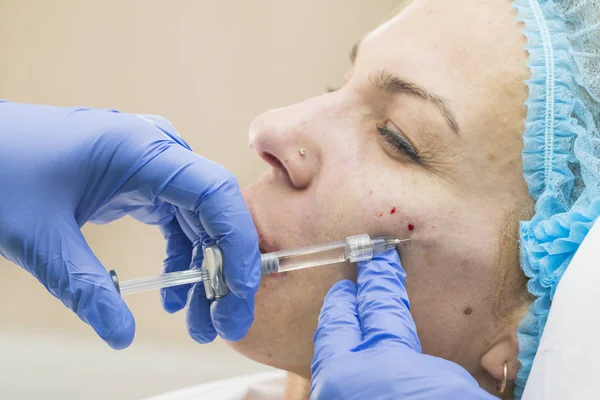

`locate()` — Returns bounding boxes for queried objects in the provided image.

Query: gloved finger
[167,176,258,300]
[210,288,255,342]
[30,219,135,349]
[177,208,210,244]
[159,218,193,313]
[134,114,192,150]
[133,144,261,300]
[175,210,197,243]
[312,280,362,367]
[84,115,185,226]
[356,249,421,352]
[128,202,176,225]
[186,281,218,344]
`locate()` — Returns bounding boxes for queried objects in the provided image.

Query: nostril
[260,152,284,170]
[260,151,295,186]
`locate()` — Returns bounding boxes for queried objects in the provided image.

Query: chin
[227,270,314,376]
[228,258,356,377]
[237,193,356,375]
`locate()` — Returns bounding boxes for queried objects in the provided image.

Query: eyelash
[376,123,420,162]
[325,85,420,162]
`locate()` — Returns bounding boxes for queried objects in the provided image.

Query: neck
[284,372,310,400]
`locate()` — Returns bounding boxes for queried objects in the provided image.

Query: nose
[248,104,321,190]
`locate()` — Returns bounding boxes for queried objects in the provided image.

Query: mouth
[259,239,279,255]
[244,195,294,285]
[247,208,289,284]
[249,204,280,255]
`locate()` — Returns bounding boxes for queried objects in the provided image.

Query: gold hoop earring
[497,362,508,394]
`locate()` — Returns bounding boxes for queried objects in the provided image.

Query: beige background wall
[0,1,399,398]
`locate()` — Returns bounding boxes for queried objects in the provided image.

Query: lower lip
[262,271,288,280]
[259,251,289,283]
[260,269,289,289]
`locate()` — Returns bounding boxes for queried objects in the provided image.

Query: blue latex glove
[0,101,261,349]
[310,249,497,400]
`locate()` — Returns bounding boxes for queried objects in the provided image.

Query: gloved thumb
[355,248,421,352]
[312,280,362,370]
[60,223,136,349]
[4,215,136,349]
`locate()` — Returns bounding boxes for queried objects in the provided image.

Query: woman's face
[233,0,531,380]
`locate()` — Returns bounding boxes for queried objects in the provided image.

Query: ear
[480,330,520,397]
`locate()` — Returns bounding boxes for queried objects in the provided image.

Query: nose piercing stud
[299,148,306,157]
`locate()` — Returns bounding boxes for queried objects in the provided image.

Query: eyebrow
[349,42,460,135]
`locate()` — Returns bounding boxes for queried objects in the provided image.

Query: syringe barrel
[345,234,374,262]
[111,234,402,297]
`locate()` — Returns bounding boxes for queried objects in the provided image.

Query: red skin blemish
[376,211,384,217]
[408,224,415,231]
[390,207,396,214]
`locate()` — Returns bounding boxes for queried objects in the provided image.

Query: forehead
[356,0,528,135]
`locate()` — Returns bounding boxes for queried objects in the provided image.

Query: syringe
[109,234,407,299]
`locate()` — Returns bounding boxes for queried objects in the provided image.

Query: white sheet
[147,370,286,400]
[522,219,600,399]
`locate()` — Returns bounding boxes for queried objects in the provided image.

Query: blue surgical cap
[513,0,600,397]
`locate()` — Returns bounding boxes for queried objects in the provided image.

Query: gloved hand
[310,249,497,400]
[0,101,261,349]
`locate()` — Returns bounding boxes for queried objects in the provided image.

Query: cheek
[353,182,425,239]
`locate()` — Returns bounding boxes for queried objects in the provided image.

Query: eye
[326,86,340,93]
[376,121,420,162]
